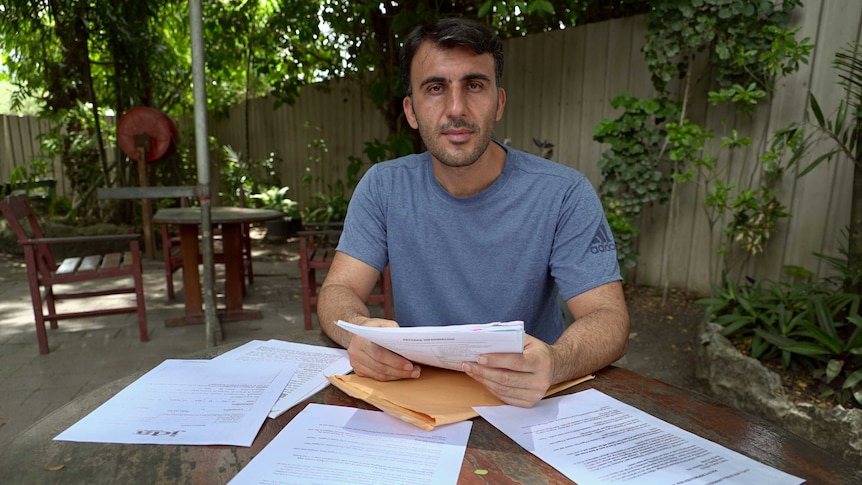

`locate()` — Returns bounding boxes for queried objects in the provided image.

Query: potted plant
[251,186,302,240]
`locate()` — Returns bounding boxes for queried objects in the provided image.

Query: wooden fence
[1,1,859,293]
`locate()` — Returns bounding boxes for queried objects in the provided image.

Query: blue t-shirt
[337,145,621,344]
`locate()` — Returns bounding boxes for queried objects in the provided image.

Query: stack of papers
[335,319,524,371]
[53,339,351,446]
[212,339,351,418]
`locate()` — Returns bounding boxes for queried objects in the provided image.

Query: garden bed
[696,321,862,467]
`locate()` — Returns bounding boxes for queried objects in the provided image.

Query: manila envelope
[327,367,593,430]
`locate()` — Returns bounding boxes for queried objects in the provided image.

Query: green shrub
[698,264,862,406]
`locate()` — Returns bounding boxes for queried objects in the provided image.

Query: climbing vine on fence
[595,0,813,280]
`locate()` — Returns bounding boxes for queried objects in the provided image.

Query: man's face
[403,42,506,168]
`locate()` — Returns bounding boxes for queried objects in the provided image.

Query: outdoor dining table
[0,331,858,485]
[152,206,283,326]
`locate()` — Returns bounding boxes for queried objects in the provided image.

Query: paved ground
[0,237,321,448]
[0,234,704,450]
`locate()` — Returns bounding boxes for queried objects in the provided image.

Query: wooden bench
[0,179,57,210]
[0,194,148,354]
[298,224,393,330]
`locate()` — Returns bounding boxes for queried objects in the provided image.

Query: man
[317,17,629,408]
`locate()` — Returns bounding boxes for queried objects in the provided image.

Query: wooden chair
[161,192,254,299]
[0,194,148,354]
[298,223,393,330]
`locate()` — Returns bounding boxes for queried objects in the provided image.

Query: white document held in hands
[335,320,524,371]
[227,403,471,485]
[212,339,351,418]
[474,389,804,485]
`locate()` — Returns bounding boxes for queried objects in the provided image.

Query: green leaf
[798,320,845,354]
[719,315,754,335]
[797,149,840,177]
[835,99,846,135]
[812,297,839,339]
[809,94,825,127]
[779,342,832,356]
[754,328,796,348]
[826,359,844,383]
[538,0,555,15]
[843,368,862,390]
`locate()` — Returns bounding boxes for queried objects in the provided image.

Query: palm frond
[834,42,862,111]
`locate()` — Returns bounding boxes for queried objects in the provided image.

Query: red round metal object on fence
[116,107,178,163]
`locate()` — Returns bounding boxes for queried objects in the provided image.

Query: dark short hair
[399,18,504,96]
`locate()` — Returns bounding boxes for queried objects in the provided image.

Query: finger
[366,342,422,379]
[348,338,420,381]
[476,352,527,371]
[468,362,551,395]
[361,317,401,329]
[462,363,545,407]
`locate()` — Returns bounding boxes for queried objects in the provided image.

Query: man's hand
[461,334,556,407]
[346,317,422,381]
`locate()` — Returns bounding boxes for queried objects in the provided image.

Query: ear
[495,88,506,122]
[403,96,419,129]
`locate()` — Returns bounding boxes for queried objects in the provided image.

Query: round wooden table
[153,207,283,325]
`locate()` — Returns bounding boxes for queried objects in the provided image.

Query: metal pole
[189,0,220,346]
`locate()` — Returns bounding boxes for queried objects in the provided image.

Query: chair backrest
[300,222,344,251]
[0,194,58,273]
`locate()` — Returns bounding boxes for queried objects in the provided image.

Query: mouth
[442,128,473,144]
[440,118,478,144]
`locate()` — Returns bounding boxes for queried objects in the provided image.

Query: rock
[696,321,862,467]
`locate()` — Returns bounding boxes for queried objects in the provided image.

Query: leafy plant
[595,0,813,286]
[299,123,415,225]
[301,180,349,224]
[594,93,680,269]
[221,145,288,215]
[699,259,862,407]
[532,138,554,159]
[250,185,299,219]
[220,145,256,206]
[791,42,862,296]
[642,0,808,95]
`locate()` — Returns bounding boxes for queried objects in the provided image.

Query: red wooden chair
[298,223,393,330]
[0,194,148,354]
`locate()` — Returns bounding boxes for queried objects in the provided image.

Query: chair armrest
[17,233,142,246]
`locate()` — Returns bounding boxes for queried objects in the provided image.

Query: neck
[432,142,506,198]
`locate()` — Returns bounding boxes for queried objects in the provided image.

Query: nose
[445,87,467,118]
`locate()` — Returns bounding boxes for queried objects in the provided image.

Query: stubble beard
[423,119,492,168]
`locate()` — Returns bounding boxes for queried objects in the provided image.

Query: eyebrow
[418,73,492,89]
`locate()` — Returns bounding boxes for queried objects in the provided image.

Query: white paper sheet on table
[53,358,296,446]
[227,403,472,485]
[335,320,524,371]
[212,339,351,418]
[474,389,804,485]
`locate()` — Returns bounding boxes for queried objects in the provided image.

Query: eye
[426,84,444,94]
[467,81,484,91]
